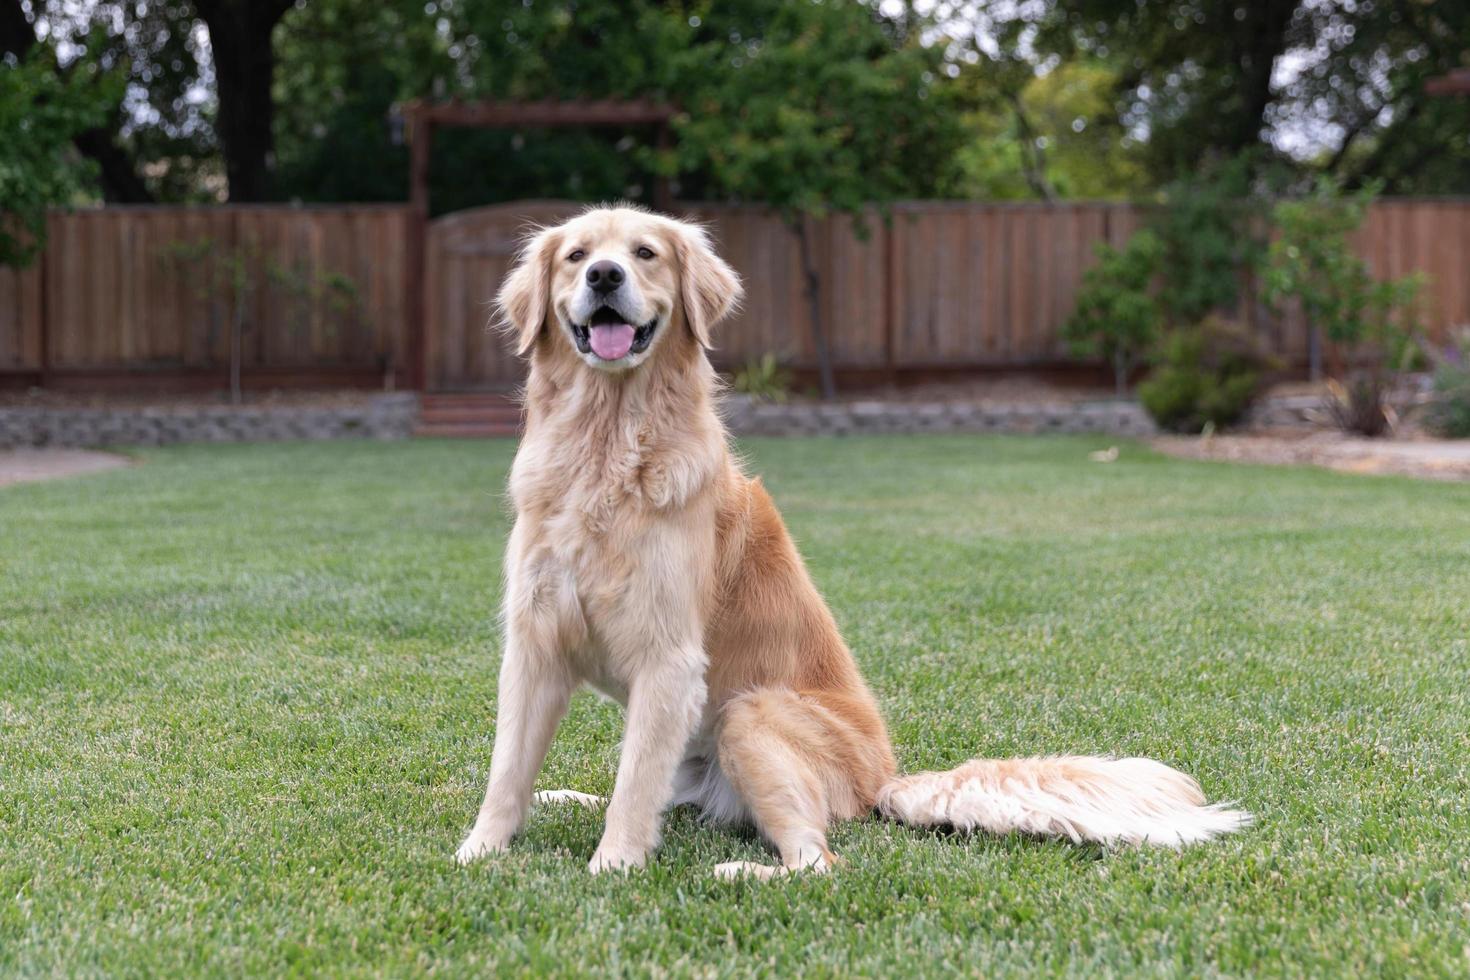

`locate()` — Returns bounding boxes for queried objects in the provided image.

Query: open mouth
[571,306,658,361]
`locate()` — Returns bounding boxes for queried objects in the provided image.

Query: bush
[1423,328,1470,438]
[731,353,793,403]
[1263,178,1423,436]
[1062,230,1164,396]
[1138,318,1274,433]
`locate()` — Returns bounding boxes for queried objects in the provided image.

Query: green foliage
[270,0,968,214]
[1062,230,1164,395]
[1264,179,1423,435]
[1265,180,1420,351]
[1423,328,1470,438]
[672,2,967,219]
[730,353,792,403]
[1138,318,1275,434]
[1149,155,1273,325]
[0,52,114,265]
[955,58,1150,201]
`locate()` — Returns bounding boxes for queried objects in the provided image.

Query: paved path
[0,449,132,488]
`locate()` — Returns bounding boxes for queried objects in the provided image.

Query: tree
[673,0,968,397]
[1258,179,1417,387]
[192,0,296,201]
[1062,230,1165,396]
[1148,153,1283,327]
[1,0,154,202]
[1277,1,1470,194]
[0,51,114,265]
[1033,0,1300,184]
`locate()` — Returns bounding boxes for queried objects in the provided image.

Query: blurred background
[3,0,1469,445]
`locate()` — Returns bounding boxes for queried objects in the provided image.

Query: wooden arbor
[397,99,679,389]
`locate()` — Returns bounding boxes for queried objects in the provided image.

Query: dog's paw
[454,828,510,866]
[587,843,649,875]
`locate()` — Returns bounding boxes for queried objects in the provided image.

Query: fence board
[17,206,409,379]
[0,246,43,370]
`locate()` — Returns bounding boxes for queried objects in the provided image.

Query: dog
[454,205,1249,878]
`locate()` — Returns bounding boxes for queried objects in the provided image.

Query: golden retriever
[454,205,1248,877]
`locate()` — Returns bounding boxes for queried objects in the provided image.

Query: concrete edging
[0,393,419,449]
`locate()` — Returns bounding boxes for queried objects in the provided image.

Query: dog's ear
[671,220,743,349]
[497,225,563,356]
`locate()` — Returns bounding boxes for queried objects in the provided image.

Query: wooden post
[883,209,897,386]
[407,106,432,391]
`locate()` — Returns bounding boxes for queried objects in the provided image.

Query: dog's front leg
[455,638,575,865]
[589,653,706,873]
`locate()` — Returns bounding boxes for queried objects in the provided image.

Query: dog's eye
[635,246,656,260]
[566,249,586,262]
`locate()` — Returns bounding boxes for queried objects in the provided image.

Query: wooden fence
[0,205,412,387]
[2,199,1467,391]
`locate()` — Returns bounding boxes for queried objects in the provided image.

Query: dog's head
[497,206,743,372]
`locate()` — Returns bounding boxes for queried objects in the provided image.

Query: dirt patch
[1152,433,1470,482]
[0,449,133,488]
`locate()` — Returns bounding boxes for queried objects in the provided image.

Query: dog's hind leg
[712,689,882,880]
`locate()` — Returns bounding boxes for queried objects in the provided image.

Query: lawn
[2,436,1468,976]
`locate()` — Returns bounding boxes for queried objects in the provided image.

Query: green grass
[3,436,1468,977]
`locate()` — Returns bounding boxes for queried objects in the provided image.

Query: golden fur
[455,206,1248,877]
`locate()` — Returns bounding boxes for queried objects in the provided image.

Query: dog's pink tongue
[589,323,635,360]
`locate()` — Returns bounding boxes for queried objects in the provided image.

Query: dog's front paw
[454,826,510,866]
[587,843,649,874]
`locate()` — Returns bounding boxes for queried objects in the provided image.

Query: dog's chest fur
[505,371,724,689]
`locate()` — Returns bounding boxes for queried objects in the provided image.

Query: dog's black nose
[586,260,625,294]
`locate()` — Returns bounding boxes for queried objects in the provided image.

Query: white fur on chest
[506,437,714,698]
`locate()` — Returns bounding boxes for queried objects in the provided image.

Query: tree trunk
[792,217,836,400]
[1223,1,1297,161]
[194,0,294,202]
[230,300,244,406]
[72,128,155,203]
[1113,350,1129,398]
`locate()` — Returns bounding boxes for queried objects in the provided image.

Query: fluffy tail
[876,755,1249,847]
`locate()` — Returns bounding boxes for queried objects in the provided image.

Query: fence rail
[2,200,1467,390]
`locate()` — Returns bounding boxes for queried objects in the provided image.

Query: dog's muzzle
[571,304,658,361]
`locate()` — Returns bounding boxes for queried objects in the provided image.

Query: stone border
[0,393,418,449]
[719,395,1156,437]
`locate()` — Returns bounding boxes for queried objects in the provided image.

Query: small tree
[163,239,362,404]
[1264,179,1422,435]
[1150,154,1272,326]
[1062,230,1165,397]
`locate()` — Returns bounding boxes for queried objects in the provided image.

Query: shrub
[1263,178,1423,436]
[1138,318,1274,434]
[1062,230,1164,396]
[731,353,793,403]
[1423,327,1470,438]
